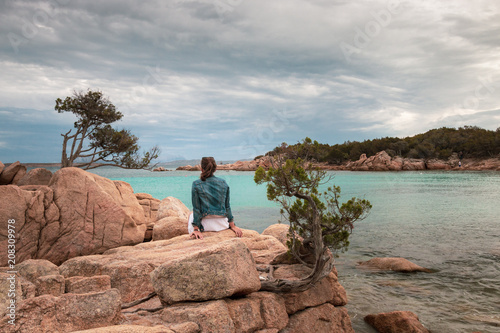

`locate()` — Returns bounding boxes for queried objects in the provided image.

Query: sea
[49,167,500,332]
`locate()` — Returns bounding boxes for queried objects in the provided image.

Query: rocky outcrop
[177,156,275,172]
[1,219,355,332]
[135,193,161,241]
[152,216,188,241]
[0,167,148,266]
[152,166,168,172]
[0,289,122,333]
[65,275,112,294]
[17,168,53,186]
[0,161,26,184]
[175,153,500,172]
[282,304,354,333]
[59,229,286,303]
[157,196,190,220]
[347,151,422,171]
[261,223,290,246]
[273,264,347,314]
[150,197,191,241]
[151,239,261,305]
[358,257,431,273]
[364,311,431,333]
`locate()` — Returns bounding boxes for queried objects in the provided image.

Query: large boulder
[364,311,430,333]
[150,239,261,305]
[162,300,235,333]
[273,264,347,314]
[11,165,27,184]
[0,161,4,174]
[0,167,148,266]
[0,289,122,333]
[157,196,190,220]
[17,168,53,186]
[402,159,426,170]
[261,224,290,246]
[59,229,286,303]
[34,274,65,297]
[281,303,354,333]
[136,193,161,225]
[0,185,58,265]
[65,275,112,294]
[152,216,188,241]
[0,161,22,184]
[16,259,60,283]
[358,257,431,273]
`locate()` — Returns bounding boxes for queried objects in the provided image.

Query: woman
[189,157,243,240]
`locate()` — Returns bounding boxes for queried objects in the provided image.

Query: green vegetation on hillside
[267,126,500,164]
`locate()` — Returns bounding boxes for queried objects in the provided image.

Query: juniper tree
[55,89,160,169]
[254,139,371,292]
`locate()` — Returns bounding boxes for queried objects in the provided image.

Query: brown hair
[200,157,217,181]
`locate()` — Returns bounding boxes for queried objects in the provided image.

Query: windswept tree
[55,89,160,169]
[254,139,372,292]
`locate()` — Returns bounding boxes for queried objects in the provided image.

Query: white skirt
[187,213,229,234]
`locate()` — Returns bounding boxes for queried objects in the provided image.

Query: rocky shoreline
[176,151,500,172]
[0,162,436,332]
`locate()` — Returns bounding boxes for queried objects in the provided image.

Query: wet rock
[151,239,261,305]
[358,257,431,273]
[364,310,430,333]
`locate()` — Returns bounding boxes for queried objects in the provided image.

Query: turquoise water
[88,168,500,333]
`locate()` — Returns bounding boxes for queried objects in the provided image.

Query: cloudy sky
[1,0,499,163]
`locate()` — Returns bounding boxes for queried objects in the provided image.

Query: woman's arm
[225,185,241,237]
[191,183,204,233]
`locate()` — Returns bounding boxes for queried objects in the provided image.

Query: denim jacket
[191,176,234,231]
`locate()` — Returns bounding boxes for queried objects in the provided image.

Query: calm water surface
[87,168,500,333]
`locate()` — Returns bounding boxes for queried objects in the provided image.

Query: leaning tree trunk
[259,192,335,293]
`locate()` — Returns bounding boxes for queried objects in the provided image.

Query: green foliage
[265,126,500,164]
[255,140,372,255]
[55,89,160,169]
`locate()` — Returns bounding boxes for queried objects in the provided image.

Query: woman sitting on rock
[188,156,243,240]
